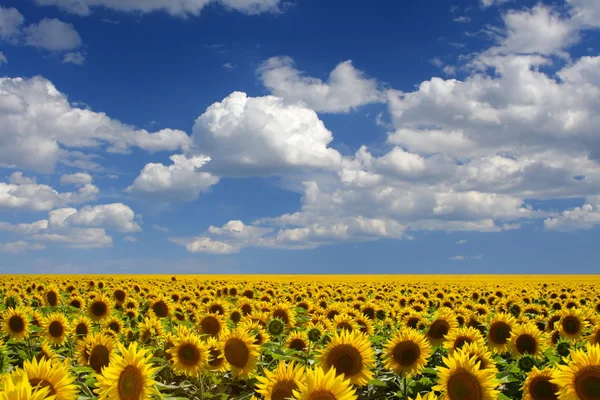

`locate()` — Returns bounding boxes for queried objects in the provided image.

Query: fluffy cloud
[1,202,141,249]
[190,91,342,175]
[171,236,240,254]
[33,0,283,16]
[491,5,578,57]
[567,0,600,28]
[60,172,93,186]
[126,154,219,201]
[544,196,600,231]
[259,56,383,113]
[0,172,98,211]
[0,6,23,41]
[0,241,45,253]
[48,203,141,232]
[0,76,191,172]
[23,18,81,50]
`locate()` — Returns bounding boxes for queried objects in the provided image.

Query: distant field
[1,275,599,399]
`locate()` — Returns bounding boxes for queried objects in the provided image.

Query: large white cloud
[126,154,219,201]
[0,76,191,172]
[190,91,342,175]
[0,172,98,211]
[33,0,283,16]
[544,196,600,231]
[259,56,383,113]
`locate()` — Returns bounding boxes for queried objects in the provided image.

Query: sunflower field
[1,275,600,400]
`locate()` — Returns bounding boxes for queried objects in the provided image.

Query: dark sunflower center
[241,304,252,315]
[90,344,110,373]
[109,322,121,333]
[118,365,144,400]
[489,322,510,344]
[8,315,25,333]
[393,340,421,367]
[428,320,450,339]
[337,322,354,331]
[76,323,89,336]
[406,317,420,329]
[595,331,600,345]
[114,290,126,302]
[91,301,108,317]
[454,336,473,350]
[29,378,56,396]
[273,309,290,324]
[178,343,201,366]
[208,348,223,367]
[70,299,81,308]
[327,344,363,377]
[516,334,537,355]
[209,304,224,315]
[575,366,600,400]
[152,301,169,318]
[308,390,337,400]
[201,316,221,336]
[46,291,58,306]
[562,316,581,335]
[271,379,298,400]
[224,338,250,368]
[529,376,558,400]
[447,369,482,400]
[48,321,64,338]
[289,338,306,351]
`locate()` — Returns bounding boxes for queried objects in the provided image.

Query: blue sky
[1,0,599,274]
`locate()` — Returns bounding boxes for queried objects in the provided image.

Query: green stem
[403,375,408,400]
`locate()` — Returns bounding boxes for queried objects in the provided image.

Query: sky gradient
[1,0,599,273]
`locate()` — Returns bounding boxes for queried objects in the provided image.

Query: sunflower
[205,299,229,316]
[383,328,431,377]
[558,308,589,342]
[42,312,70,347]
[72,316,92,340]
[223,329,260,378]
[522,367,558,400]
[354,316,375,336]
[551,343,600,400]
[67,296,84,310]
[486,313,516,354]
[101,316,124,337]
[318,330,375,387]
[332,314,359,333]
[35,342,60,365]
[426,310,459,347]
[87,294,112,322]
[306,322,327,344]
[95,342,160,400]
[240,321,271,346]
[444,327,485,354]
[286,331,309,352]
[168,333,209,378]
[271,303,297,328]
[509,322,547,358]
[0,373,54,400]
[205,337,229,372]
[434,351,499,400]
[1,307,30,341]
[44,286,60,307]
[149,295,171,319]
[458,342,496,373]
[292,366,357,400]
[198,313,228,338]
[11,357,78,400]
[76,332,116,373]
[256,361,306,400]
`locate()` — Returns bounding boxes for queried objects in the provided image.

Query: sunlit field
[1,275,600,399]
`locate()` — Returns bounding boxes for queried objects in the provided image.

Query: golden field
[0,275,599,400]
